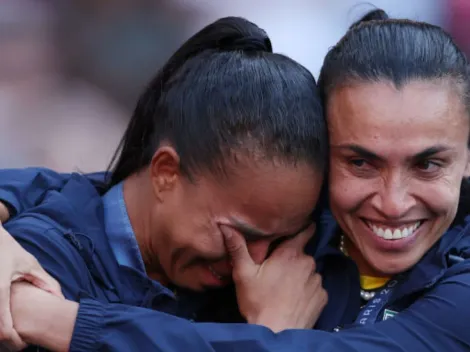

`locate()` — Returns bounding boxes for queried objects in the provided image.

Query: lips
[208,264,232,280]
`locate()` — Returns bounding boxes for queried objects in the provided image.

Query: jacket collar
[392,216,470,300]
[59,173,175,304]
[315,210,470,306]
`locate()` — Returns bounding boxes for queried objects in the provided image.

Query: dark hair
[318,9,470,113]
[318,9,470,226]
[107,17,326,186]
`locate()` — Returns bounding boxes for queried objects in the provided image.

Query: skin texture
[0,225,62,351]
[0,203,8,223]
[221,224,328,332]
[328,79,470,277]
[125,146,323,291]
[11,282,76,352]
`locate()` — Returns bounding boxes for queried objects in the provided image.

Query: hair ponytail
[107,17,274,186]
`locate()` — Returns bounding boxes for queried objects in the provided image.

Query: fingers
[0,280,13,342]
[23,269,63,299]
[0,331,25,352]
[0,203,10,224]
[25,257,62,297]
[220,225,256,278]
[278,223,316,252]
[307,273,328,306]
[0,279,24,351]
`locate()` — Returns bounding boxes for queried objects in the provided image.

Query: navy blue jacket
[1,168,470,351]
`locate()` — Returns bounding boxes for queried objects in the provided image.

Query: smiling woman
[317,9,470,333]
[328,80,469,276]
[0,8,470,352]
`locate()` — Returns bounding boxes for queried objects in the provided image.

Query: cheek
[163,199,220,256]
[329,164,371,213]
[416,178,461,218]
[174,217,223,253]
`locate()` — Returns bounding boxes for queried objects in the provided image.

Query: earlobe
[150,146,181,201]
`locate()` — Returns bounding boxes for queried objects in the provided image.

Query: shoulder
[445,216,470,260]
[4,216,92,299]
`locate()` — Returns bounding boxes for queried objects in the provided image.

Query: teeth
[209,266,222,279]
[368,221,421,240]
[384,229,393,239]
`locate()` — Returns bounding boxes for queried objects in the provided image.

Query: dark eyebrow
[410,145,450,161]
[333,144,451,163]
[333,144,384,162]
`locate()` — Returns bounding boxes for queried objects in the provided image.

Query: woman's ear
[150,146,181,202]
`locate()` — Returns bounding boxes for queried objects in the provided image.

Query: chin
[368,253,419,276]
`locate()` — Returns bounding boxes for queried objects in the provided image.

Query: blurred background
[0,0,466,172]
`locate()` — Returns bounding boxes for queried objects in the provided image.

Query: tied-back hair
[106,17,327,187]
[318,9,470,226]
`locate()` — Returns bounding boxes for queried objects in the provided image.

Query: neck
[122,172,169,285]
[343,236,389,278]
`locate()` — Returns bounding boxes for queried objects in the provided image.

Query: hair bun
[154,17,272,95]
[350,9,389,29]
[217,34,272,53]
[205,17,273,53]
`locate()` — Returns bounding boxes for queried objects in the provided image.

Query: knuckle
[311,273,322,286]
[303,256,315,270]
[310,258,317,271]
[279,247,298,259]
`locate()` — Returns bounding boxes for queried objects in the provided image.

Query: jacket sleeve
[69,263,470,352]
[4,217,96,301]
[0,168,71,218]
[0,168,107,220]
[334,261,470,352]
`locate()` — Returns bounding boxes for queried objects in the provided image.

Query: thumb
[220,225,256,277]
[278,222,316,252]
[0,272,14,339]
[0,278,13,328]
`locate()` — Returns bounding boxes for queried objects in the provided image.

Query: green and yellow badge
[383,309,398,321]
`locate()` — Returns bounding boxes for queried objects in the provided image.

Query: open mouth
[363,220,424,240]
[208,265,231,281]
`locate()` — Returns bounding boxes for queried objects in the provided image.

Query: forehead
[327,80,469,152]
[207,160,323,234]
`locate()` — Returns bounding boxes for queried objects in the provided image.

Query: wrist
[11,282,78,351]
[247,313,285,333]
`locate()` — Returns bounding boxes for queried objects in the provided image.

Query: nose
[371,172,416,219]
[247,239,271,265]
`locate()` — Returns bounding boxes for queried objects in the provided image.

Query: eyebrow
[412,145,451,161]
[230,218,313,241]
[333,144,451,162]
